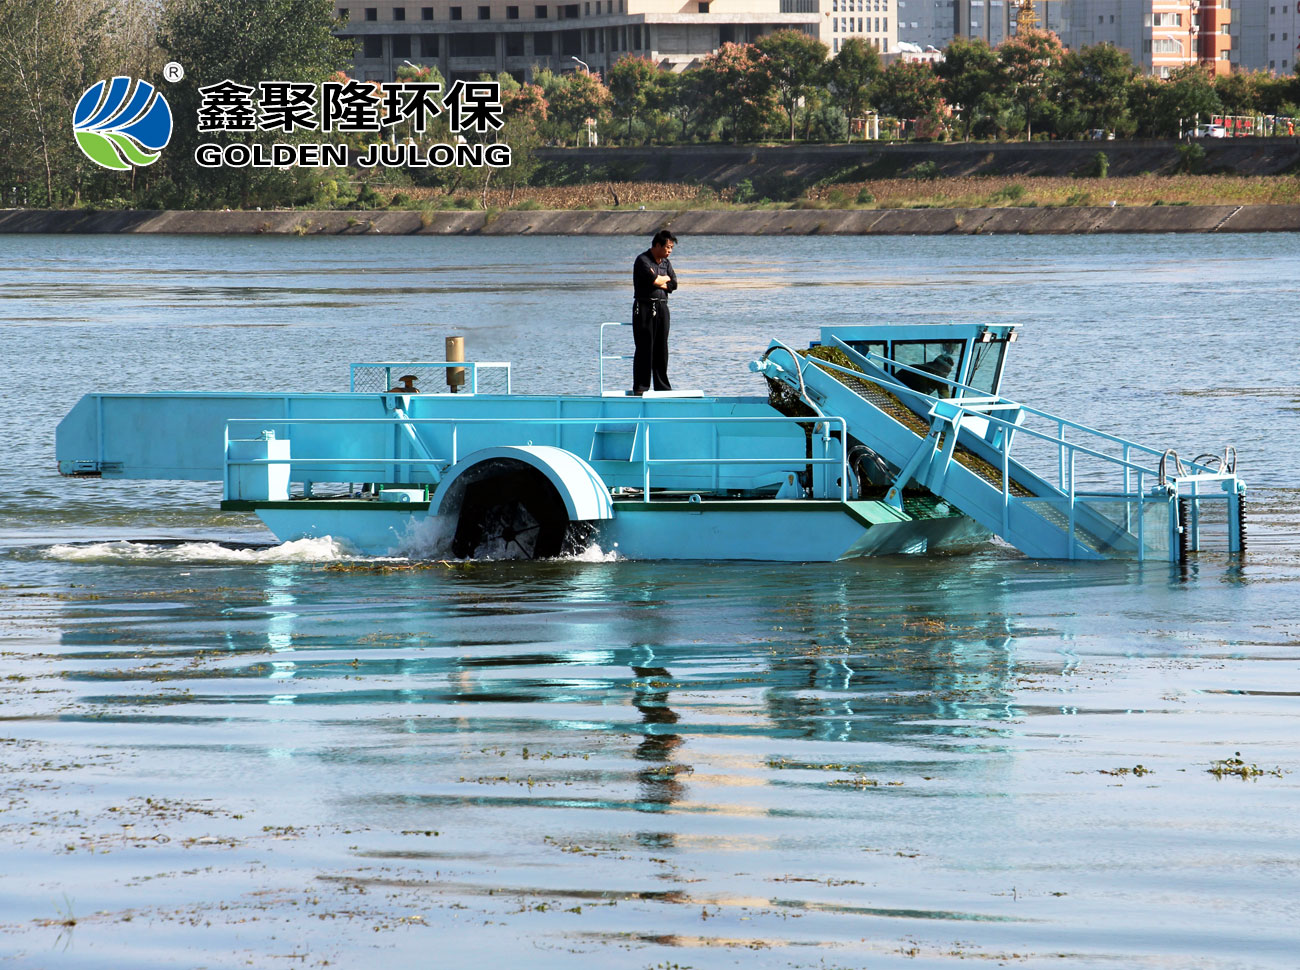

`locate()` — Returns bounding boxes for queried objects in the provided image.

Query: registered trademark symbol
[164,62,184,83]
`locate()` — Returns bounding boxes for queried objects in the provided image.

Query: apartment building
[1057,0,1232,76]
[336,0,820,81]
[896,1,1057,51]
[896,0,954,49]
[1230,0,1300,72]
[957,1,1059,47]
[896,0,947,48]
[895,1,1236,75]
[1199,1,1232,70]
[823,0,897,55]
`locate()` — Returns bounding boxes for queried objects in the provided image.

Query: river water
[0,232,1297,968]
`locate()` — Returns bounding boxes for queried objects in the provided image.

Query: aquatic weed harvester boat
[56,322,1246,562]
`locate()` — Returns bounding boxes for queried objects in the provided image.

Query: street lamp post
[570,57,595,145]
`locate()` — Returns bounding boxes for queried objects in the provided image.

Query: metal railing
[792,341,1243,560]
[598,322,633,395]
[223,413,850,503]
[349,361,512,395]
[829,340,1229,492]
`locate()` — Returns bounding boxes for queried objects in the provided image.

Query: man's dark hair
[652,230,677,248]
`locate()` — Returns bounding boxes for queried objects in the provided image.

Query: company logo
[73,76,173,171]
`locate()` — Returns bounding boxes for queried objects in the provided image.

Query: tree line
[3,0,1299,210]
[597,30,1300,146]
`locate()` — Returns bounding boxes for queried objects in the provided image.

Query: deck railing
[349,361,512,395]
[224,413,850,503]
[598,322,633,395]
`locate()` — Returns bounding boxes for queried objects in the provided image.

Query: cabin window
[965,338,1007,396]
[891,340,963,397]
[844,341,886,365]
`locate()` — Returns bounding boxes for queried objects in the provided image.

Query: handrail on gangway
[224,413,850,503]
[770,338,1245,561]
[818,338,1232,483]
[809,348,1244,526]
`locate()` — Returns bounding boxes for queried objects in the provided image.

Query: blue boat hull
[253,499,990,561]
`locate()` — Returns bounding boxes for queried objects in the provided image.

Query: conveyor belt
[815,363,1032,495]
[811,361,1105,553]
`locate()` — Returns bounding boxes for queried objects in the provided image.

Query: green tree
[1057,43,1137,138]
[825,37,881,138]
[754,29,828,142]
[1253,71,1300,115]
[540,68,612,145]
[1157,65,1221,137]
[158,0,355,207]
[696,42,777,143]
[374,63,462,198]
[0,0,144,206]
[936,37,1005,140]
[442,73,546,209]
[1126,73,1164,138]
[496,76,547,200]
[1265,69,1300,116]
[873,59,942,133]
[658,68,704,142]
[607,55,659,141]
[1214,70,1267,116]
[502,79,548,128]
[998,28,1065,140]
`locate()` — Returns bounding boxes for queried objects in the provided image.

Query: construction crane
[1011,0,1044,33]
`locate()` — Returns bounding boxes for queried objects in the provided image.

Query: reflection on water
[1,550,1297,968]
[1,234,1298,967]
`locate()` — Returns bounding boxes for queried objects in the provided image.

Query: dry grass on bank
[390,175,1300,211]
[806,175,1300,209]
[399,181,707,210]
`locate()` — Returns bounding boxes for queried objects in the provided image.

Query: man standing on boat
[631,230,678,395]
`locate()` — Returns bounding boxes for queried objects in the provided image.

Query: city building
[956,0,1052,46]
[897,0,956,50]
[335,0,1264,84]
[335,0,908,81]
[1229,0,1300,73]
[1056,1,1232,76]
[895,1,1058,49]
[335,0,822,82]
[897,1,1238,76]
[1198,1,1233,72]
[822,0,897,56]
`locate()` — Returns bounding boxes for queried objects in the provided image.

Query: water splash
[45,536,359,564]
[391,512,619,562]
[391,514,455,559]
[565,542,620,563]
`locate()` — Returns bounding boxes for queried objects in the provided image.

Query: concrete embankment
[2,204,1299,235]
[536,138,1300,184]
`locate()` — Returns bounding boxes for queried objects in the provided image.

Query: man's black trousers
[631,299,672,393]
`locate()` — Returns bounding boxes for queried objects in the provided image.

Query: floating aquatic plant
[1099,765,1153,777]
[1208,752,1284,780]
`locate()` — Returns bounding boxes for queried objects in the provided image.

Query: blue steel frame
[223,414,851,504]
[799,338,1243,561]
